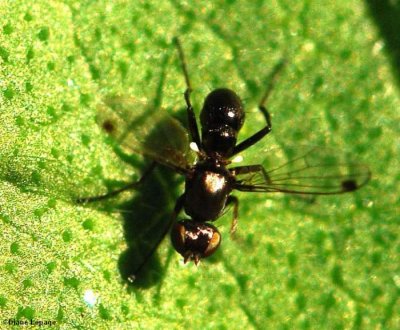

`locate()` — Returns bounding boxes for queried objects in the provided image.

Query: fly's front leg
[231,60,286,156]
[174,37,202,149]
[231,107,272,156]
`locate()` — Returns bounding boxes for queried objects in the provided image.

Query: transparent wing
[97,96,193,174]
[232,145,371,194]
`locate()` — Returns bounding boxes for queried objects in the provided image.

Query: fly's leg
[174,37,202,149]
[76,162,157,203]
[130,194,185,281]
[226,195,239,236]
[231,60,286,156]
[231,107,272,156]
[230,164,272,186]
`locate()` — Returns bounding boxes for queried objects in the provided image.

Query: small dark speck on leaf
[81,134,91,146]
[99,304,112,320]
[25,81,33,92]
[5,261,17,274]
[26,48,34,63]
[64,276,80,289]
[47,261,56,274]
[82,218,94,230]
[24,12,33,21]
[0,46,9,62]
[331,264,344,286]
[3,23,14,35]
[23,278,33,289]
[10,242,20,254]
[38,27,50,41]
[3,87,14,100]
[47,61,55,71]
[57,307,64,321]
[62,229,72,242]
[0,296,7,308]
[17,306,35,319]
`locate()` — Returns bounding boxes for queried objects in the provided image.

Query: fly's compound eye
[170,220,221,265]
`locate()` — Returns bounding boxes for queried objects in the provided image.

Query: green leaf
[0,1,398,328]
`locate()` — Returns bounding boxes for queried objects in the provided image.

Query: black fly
[78,38,370,274]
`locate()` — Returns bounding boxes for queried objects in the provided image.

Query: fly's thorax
[184,160,233,222]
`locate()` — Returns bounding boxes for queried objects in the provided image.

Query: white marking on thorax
[204,172,226,193]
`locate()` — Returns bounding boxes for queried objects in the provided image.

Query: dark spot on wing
[341,179,358,192]
[102,119,115,134]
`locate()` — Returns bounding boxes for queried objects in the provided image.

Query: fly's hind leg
[130,194,185,281]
